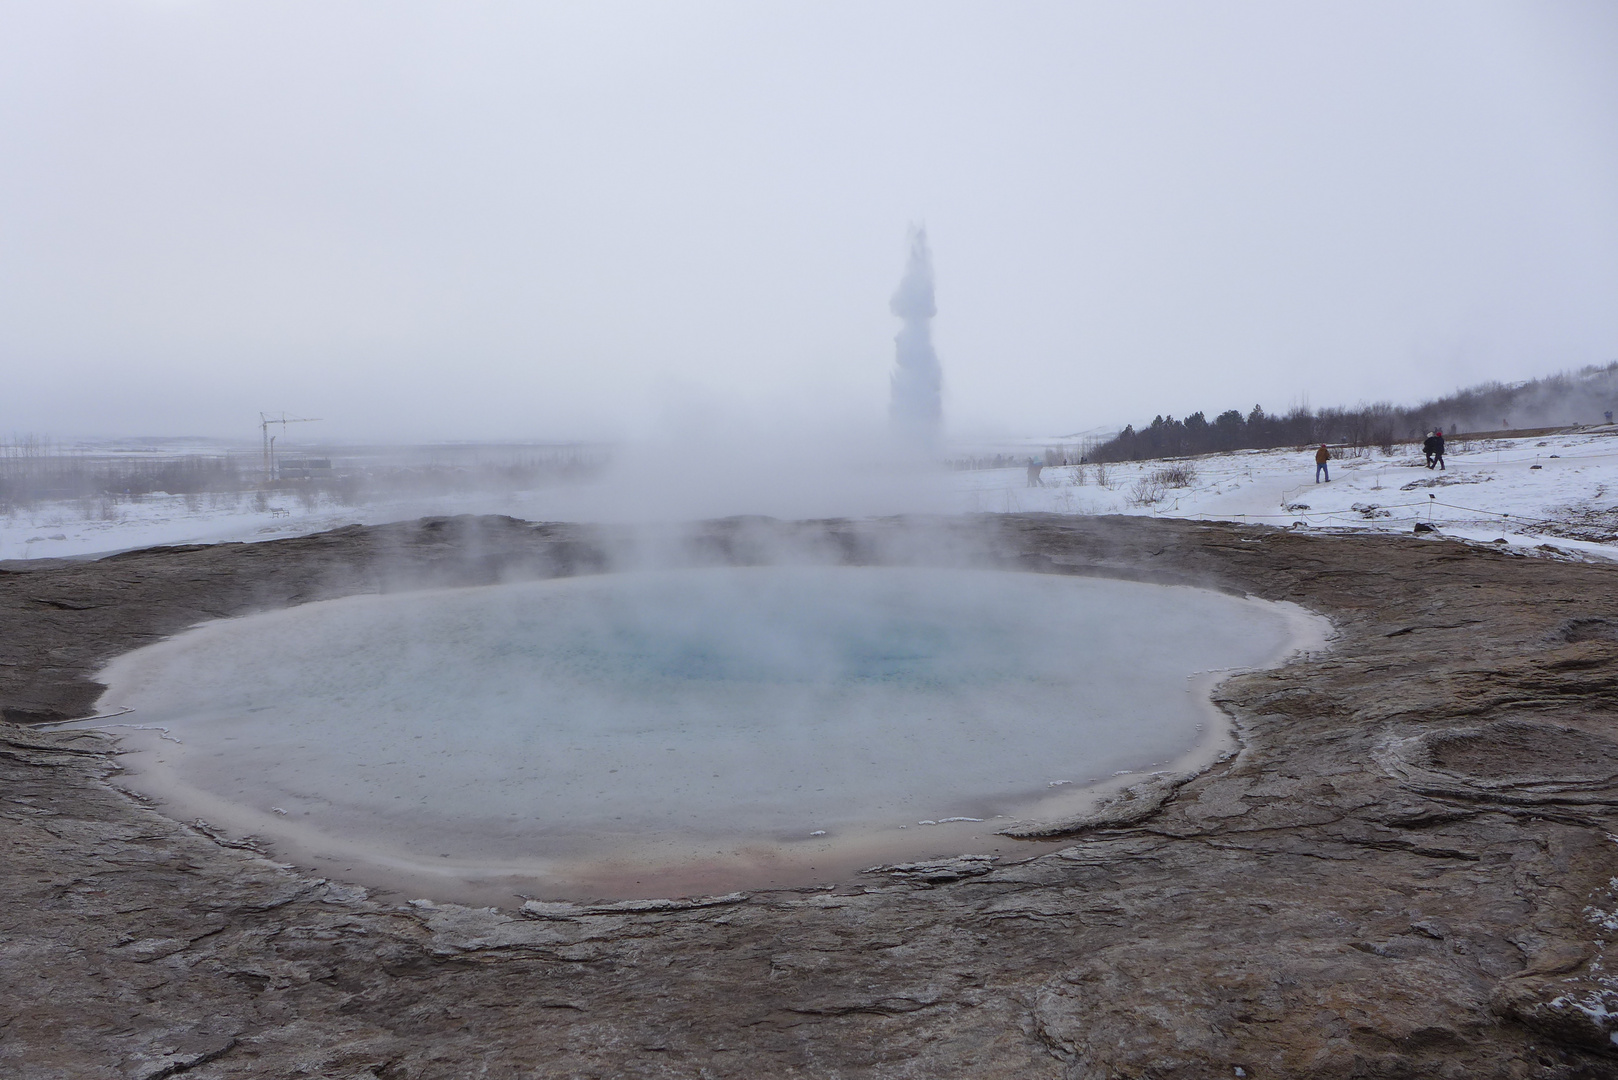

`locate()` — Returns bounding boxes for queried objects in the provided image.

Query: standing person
[1026,458,1044,487]
[1314,444,1330,483]
[1432,428,1445,471]
[1422,431,1438,468]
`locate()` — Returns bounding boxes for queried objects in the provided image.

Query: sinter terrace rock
[3,513,1618,1078]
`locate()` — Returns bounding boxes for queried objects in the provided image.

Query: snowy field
[963,427,1618,561]
[4,428,1617,563]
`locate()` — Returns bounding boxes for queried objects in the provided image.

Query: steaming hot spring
[98,566,1319,900]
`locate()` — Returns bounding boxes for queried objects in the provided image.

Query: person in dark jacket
[1422,430,1448,470]
[1314,444,1330,483]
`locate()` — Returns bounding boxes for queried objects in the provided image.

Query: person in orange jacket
[1314,444,1330,483]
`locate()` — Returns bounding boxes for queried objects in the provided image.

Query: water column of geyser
[888,227,943,449]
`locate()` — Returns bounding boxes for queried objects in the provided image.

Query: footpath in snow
[4,429,1616,563]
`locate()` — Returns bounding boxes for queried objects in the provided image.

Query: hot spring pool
[97,566,1322,899]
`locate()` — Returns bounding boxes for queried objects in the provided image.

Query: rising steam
[888,227,943,448]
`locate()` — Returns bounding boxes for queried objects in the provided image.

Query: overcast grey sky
[3,1,1615,443]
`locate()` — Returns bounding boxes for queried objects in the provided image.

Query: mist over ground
[2,2,1615,446]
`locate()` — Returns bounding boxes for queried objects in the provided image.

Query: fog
[2,2,1616,445]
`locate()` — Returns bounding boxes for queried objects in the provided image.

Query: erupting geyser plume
[888,227,943,448]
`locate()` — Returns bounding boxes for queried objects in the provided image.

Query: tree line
[1086,362,1618,464]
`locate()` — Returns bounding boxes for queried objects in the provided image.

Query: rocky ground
[4,513,1618,1078]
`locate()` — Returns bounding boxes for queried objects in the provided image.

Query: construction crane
[259,412,322,482]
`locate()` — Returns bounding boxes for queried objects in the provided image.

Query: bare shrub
[1149,463,1196,488]
[1127,476,1165,507]
[334,477,367,507]
[1094,461,1111,488]
[1069,463,1088,486]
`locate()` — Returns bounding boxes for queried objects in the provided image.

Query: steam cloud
[888,227,943,448]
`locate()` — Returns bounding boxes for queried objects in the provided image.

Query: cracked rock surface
[4,513,1618,1078]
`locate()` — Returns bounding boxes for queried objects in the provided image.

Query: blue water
[99,566,1308,862]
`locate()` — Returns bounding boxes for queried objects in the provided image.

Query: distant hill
[1087,362,1618,463]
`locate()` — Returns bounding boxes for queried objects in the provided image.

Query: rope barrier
[1175,497,1576,532]
[1010,458,1602,538]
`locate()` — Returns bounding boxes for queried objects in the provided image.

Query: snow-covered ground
[5,428,1617,563]
[967,427,1618,561]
